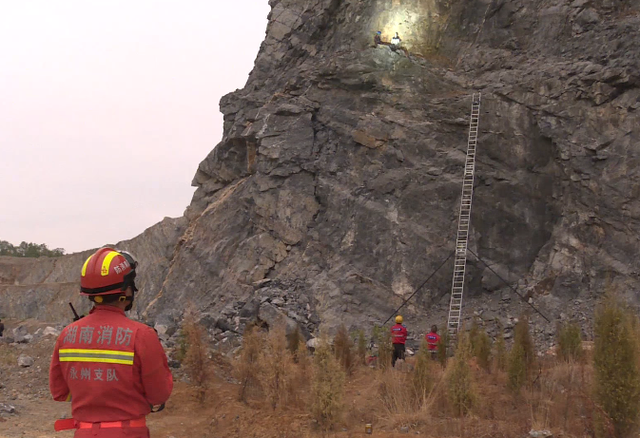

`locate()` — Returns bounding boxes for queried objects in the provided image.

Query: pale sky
[0,1,270,254]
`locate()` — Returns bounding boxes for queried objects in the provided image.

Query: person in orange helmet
[49,247,173,437]
[391,315,408,367]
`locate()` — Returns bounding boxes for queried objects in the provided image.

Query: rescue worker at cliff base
[391,315,408,367]
[49,247,173,438]
[426,324,441,359]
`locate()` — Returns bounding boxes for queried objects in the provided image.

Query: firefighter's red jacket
[426,332,441,351]
[49,306,173,422]
[391,324,408,344]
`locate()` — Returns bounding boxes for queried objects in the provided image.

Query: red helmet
[80,247,138,296]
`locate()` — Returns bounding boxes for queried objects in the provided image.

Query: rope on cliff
[467,247,551,323]
[383,250,455,325]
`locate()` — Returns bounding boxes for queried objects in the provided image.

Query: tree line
[0,240,65,258]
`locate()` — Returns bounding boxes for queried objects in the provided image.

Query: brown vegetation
[165,313,640,438]
[180,313,209,403]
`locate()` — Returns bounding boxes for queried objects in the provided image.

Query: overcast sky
[0,1,270,254]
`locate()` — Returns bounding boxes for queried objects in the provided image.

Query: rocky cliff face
[2,0,639,344]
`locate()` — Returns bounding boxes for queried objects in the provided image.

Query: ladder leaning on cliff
[447,93,481,347]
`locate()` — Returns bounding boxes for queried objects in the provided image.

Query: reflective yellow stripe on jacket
[59,349,134,366]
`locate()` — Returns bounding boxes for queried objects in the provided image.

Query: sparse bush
[289,333,312,406]
[311,338,345,431]
[446,331,476,416]
[507,316,535,393]
[334,324,354,374]
[469,319,481,349]
[437,330,449,368]
[594,295,640,438]
[174,329,188,363]
[258,325,294,409]
[373,325,392,370]
[495,321,507,371]
[513,316,536,367]
[474,328,492,372]
[236,325,263,403]
[557,321,583,362]
[287,326,303,358]
[356,329,367,366]
[181,315,209,403]
[296,337,312,378]
[412,341,432,406]
[508,342,527,393]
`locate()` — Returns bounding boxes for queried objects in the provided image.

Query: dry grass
[235,324,310,411]
[188,325,634,437]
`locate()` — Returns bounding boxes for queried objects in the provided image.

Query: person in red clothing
[50,247,173,438]
[425,325,441,359]
[390,315,408,367]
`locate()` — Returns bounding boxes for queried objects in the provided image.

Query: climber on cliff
[425,324,441,360]
[374,30,383,47]
[49,247,173,438]
[390,32,402,51]
[391,315,408,367]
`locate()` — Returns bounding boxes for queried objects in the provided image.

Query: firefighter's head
[395,315,403,324]
[80,247,139,311]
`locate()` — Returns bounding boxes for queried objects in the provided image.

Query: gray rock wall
[2,0,639,345]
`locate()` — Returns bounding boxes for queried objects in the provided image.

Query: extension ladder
[447,93,481,344]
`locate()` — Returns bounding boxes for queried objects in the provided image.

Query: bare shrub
[334,324,354,374]
[181,314,209,403]
[287,326,303,358]
[258,325,294,409]
[411,341,432,407]
[289,335,312,406]
[311,338,345,431]
[235,324,264,403]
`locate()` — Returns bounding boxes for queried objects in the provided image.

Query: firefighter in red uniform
[425,324,441,360]
[49,247,173,438]
[390,315,408,367]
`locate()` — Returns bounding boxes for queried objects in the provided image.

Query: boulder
[17,355,34,368]
[258,302,298,335]
[42,326,60,337]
